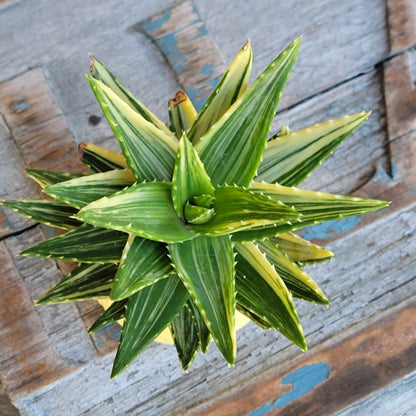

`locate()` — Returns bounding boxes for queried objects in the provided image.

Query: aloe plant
[1,38,389,377]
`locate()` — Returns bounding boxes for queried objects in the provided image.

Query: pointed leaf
[257,239,329,304]
[168,90,197,138]
[45,169,136,209]
[270,232,333,264]
[36,263,117,304]
[89,55,171,135]
[111,275,188,378]
[236,304,272,330]
[25,169,86,188]
[187,298,211,353]
[188,186,299,236]
[189,40,253,144]
[111,234,172,300]
[170,302,200,370]
[169,235,236,364]
[87,77,177,182]
[196,38,300,187]
[1,200,81,230]
[20,224,127,263]
[78,142,128,173]
[235,242,306,349]
[89,299,127,333]
[257,112,370,186]
[172,133,214,220]
[234,183,389,241]
[76,182,196,243]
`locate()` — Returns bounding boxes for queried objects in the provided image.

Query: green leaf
[78,142,128,173]
[234,183,390,241]
[169,235,236,364]
[234,242,306,349]
[170,302,200,370]
[270,232,333,265]
[20,224,127,263]
[111,275,189,378]
[45,169,136,209]
[187,298,211,353]
[76,182,197,243]
[168,90,197,138]
[236,304,272,330]
[111,234,172,301]
[89,55,171,135]
[87,77,177,182]
[89,299,127,333]
[1,199,81,230]
[36,263,117,304]
[25,169,86,188]
[257,239,329,304]
[189,40,253,144]
[256,112,370,186]
[188,186,299,236]
[196,38,300,187]
[172,133,214,221]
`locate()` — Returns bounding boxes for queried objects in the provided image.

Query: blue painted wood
[248,362,330,416]
[140,1,225,110]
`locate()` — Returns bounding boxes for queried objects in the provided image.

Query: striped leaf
[1,199,81,230]
[168,90,197,138]
[25,169,86,188]
[87,77,177,182]
[235,242,306,349]
[111,234,172,301]
[270,232,333,265]
[36,263,117,304]
[189,40,252,144]
[187,298,211,353]
[111,275,189,378]
[256,112,370,186]
[233,183,389,241]
[78,142,128,173]
[89,299,127,333]
[196,38,300,187]
[89,55,171,135]
[257,239,329,304]
[172,133,214,221]
[20,223,127,263]
[169,235,236,364]
[45,169,136,209]
[188,186,299,236]
[170,301,201,370]
[76,182,197,243]
[236,304,272,330]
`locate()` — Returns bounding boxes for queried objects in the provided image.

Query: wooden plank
[187,298,416,416]
[0,239,75,402]
[387,0,416,52]
[139,1,226,110]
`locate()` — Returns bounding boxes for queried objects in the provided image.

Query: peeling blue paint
[301,216,363,240]
[12,96,30,113]
[247,362,330,416]
[391,163,398,179]
[373,168,393,184]
[141,9,171,33]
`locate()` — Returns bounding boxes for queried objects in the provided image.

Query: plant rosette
[1,38,389,378]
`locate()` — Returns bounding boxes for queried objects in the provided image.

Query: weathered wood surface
[0,0,415,415]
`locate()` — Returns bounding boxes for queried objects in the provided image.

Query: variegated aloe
[1,38,389,377]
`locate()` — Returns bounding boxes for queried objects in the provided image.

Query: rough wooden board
[387,0,416,51]
[187,298,416,416]
[0,384,19,416]
[0,238,75,402]
[335,370,416,416]
[0,0,389,147]
[12,201,415,415]
[139,1,226,110]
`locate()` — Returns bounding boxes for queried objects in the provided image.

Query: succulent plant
[1,38,389,377]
